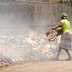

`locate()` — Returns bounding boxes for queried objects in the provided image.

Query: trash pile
[0,31,59,67]
[0,62,11,68]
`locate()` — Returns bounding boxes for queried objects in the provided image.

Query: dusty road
[1,61,72,72]
[1,51,72,72]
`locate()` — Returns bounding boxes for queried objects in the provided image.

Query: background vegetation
[26,0,72,6]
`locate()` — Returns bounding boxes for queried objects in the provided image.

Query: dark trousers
[57,47,71,59]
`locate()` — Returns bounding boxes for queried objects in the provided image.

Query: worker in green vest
[55,13,72,60]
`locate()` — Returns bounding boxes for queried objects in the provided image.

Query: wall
[0,1,72,35]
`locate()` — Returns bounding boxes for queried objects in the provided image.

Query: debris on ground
[0,32,60,68]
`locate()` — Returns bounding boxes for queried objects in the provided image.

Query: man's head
[61,13,68,19]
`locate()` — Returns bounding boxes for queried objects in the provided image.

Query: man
[55,13,72,60]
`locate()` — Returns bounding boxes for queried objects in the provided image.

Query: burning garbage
[0,62,11,68]
[0,31,59,68]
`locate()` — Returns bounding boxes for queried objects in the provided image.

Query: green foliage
[45,0,72,6]
[29,0,72,6]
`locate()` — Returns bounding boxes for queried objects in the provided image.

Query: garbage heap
[0,32,59,67]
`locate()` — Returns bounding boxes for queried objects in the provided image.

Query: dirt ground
[1,51,72,72]
[1,61,72,72]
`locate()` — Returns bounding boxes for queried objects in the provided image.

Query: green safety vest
[61,19,71,33]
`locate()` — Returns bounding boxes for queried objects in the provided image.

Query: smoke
[0,2,72,63]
